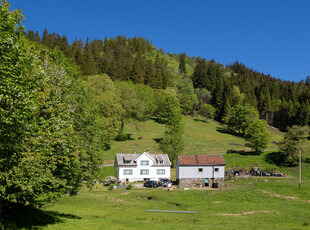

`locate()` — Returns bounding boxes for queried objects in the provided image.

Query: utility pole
[299,150,301,189]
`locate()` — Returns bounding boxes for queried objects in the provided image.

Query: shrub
[108,183,114,190]
[126,184,133,190]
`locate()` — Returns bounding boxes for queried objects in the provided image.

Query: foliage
[108,183,114,190]
[0,1,101,210]
[26,27,310,132]
[178,53,186,75]
[227,105,259,134]
[278,125,309,165]
[157,92,184,165]
[244,119,271,153]
[199,104,216,122]
[176,76,198,114]
[126,184,133,190]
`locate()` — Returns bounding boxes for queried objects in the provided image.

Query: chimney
[146,150,149,154]
[133,149,136,154]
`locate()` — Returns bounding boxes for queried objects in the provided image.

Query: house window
[159,160,164,164]
[140,169,149,175]
[123,169,133,175]
[214,167,219,172]
[125,161,131,165]
[157,169,165,175]
[198,168,203,173]
[140,160,149,166]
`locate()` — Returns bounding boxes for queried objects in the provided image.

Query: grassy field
[103,116,271,162]
[34,174,310,230]
[5,116,310,229]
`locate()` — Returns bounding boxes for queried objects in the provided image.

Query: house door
[204,178,209,187]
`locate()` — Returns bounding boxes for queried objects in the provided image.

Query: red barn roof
[178,155,226,166]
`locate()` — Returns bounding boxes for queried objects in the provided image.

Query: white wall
[117,154,171,182]
[178,165,225,179]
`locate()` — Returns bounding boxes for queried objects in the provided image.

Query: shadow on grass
[216,127,243,137]
[227,149,260,155]
[150,117,166,125]
[193,118,207,123]
[115,133,135,142]
[153,138,162,144]
[264,151,298,167]
[0,202,81,229]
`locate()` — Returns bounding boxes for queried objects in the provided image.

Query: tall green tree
[227,105,259,135]
[157,92,184,165]
[199,104,216,122]
[0,2,100,213]
[245,119,271,154]
[178,53,187,75]
[82,38,96,75]
[278,125,309,165]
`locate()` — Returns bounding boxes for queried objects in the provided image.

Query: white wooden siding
[178,165,225,179]
[117,166,170,182]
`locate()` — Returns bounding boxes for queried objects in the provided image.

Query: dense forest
[27,29,310,131]
[1,0,309,215]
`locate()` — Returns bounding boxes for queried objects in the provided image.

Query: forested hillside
[2,0,310,220]
[27,29,310,131]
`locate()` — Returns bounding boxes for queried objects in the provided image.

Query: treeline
[27,29,170,89]
[28,29,310,131]
[192,59,310,130]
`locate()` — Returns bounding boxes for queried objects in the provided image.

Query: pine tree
[130,52,144,83]
[82,38,96,75]
[145,60,156,88]
[192,58,208,88]
[178,53,186,75]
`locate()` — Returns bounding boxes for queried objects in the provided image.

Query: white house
[114,150,171,182]
[176,155,226,187]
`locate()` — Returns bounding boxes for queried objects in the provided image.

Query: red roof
[178,155,226,166]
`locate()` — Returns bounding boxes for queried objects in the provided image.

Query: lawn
[103,116,252,162]
[4,116,310,229]
[35,174,310,230]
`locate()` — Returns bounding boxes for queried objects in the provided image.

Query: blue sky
[10,0,310,82]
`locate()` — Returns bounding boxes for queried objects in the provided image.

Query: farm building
[176,155,226,188]
[114,150,171,182]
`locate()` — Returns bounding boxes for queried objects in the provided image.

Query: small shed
[176,155,226,188]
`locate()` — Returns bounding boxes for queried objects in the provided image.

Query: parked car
[261,171,271,176]
[158,178,172,188]
[144,180,159,188]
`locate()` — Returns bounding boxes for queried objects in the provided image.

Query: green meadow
[8,116,310,229]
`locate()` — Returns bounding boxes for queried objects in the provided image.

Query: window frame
[123,169,133,175]
[157,169,165,175]
[140,160,149,166]
[140,169,149,175]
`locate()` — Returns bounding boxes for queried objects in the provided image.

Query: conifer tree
[145,60,156,88]
[130,51,144,83]
[82,38,96,75]
[178,53,187,75]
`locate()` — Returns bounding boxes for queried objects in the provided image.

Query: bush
[126,184,133,190]
[108,183,114,190]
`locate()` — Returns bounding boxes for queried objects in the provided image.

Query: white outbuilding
[176,155,226,187]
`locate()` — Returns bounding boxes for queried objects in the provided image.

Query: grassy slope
[102,116,285,162]
[34,116,310,230]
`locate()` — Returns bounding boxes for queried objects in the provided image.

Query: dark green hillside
[28,29,310,131]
